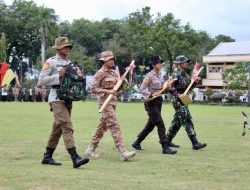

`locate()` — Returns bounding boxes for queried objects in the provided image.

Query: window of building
[209,66,224,73]
[209,63,224,65]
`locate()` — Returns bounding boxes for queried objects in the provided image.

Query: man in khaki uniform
[39,37,89,168]
[84,51,136,161]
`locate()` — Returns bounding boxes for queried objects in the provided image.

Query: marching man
[39,37,89,168]
[166,55,207,150]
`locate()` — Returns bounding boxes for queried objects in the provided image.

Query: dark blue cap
[148,55,163,65]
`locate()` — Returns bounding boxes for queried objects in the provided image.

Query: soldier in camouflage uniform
[39,37,89,168]
[84,51,136,161]
[132,56,177,155]
[166,55,207,150]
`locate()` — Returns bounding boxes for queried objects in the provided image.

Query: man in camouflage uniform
[166,55,207,150]
[132,55,177,154]
[39,37,89,168]
[84,51,136,161]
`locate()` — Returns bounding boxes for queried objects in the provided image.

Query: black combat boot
[68,147,89,168]
[161,142,177,154]
[168,142,180,148]
[42,147,62,166]
[189,135,207,150]
[166,137,180,148]
[132,137,144,150]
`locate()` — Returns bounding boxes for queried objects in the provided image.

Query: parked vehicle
[240,94,248,102]
[130,92,146,100]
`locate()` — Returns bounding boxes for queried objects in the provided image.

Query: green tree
[213,34,235,46]
[69,18,103,56]
[68,43,96,73]
[36,5,58,65]
[0,0,58,67]
[117,7,153,60]
[112,7,154,78]
[1,2,236,79]
[235,90,243,98]
[223,62,249,90]
[205,87,213,100]
[152,13,178,75]
[0,33,7,62]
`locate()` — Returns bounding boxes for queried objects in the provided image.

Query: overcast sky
[4,0,250,41]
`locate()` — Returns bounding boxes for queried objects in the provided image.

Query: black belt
[149,96,163,102]
[52,85,60,89]
[155,96,163,101]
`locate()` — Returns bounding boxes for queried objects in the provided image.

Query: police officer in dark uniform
[166,55,207,150]
[132,56,177,155]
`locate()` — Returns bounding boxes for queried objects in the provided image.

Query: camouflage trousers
[166,97,196,140]
[46,101,75,150]
[91,104,125,149]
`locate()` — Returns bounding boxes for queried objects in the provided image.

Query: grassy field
[0,101,250,190]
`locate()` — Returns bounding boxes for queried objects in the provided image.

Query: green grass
[0,101,250,190]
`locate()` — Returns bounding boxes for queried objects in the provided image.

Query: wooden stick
[98,60,135,113]
[145,77,176,102]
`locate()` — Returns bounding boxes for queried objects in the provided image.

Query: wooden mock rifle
[98,60,135,113]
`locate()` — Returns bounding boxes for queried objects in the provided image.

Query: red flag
[0,62,10,86]
[191,61,201,80]
[125,64,136,73]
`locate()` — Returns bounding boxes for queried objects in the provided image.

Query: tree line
[0,0,235,78]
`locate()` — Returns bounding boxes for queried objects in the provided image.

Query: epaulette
[50,56,56,60]
[46,56,56,63]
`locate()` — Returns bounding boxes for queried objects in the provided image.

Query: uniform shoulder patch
[42,61,50,70]
[143,76,151,84]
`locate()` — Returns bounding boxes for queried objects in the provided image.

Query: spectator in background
[7,85,13,101]
[1,86,8,102]
[13,84,20,102]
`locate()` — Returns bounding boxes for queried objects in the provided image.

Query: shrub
[225,96,241,103]
[210,94,225,102]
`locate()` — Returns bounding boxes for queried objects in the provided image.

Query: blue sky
[4,0,250,41]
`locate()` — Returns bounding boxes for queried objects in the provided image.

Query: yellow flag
[1,69,15,87]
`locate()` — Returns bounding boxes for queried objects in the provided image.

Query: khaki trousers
[46,101,75,149]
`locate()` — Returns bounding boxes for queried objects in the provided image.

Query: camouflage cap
[99,51,115,62]
[175,55,190,64]
[52,37,72,50]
